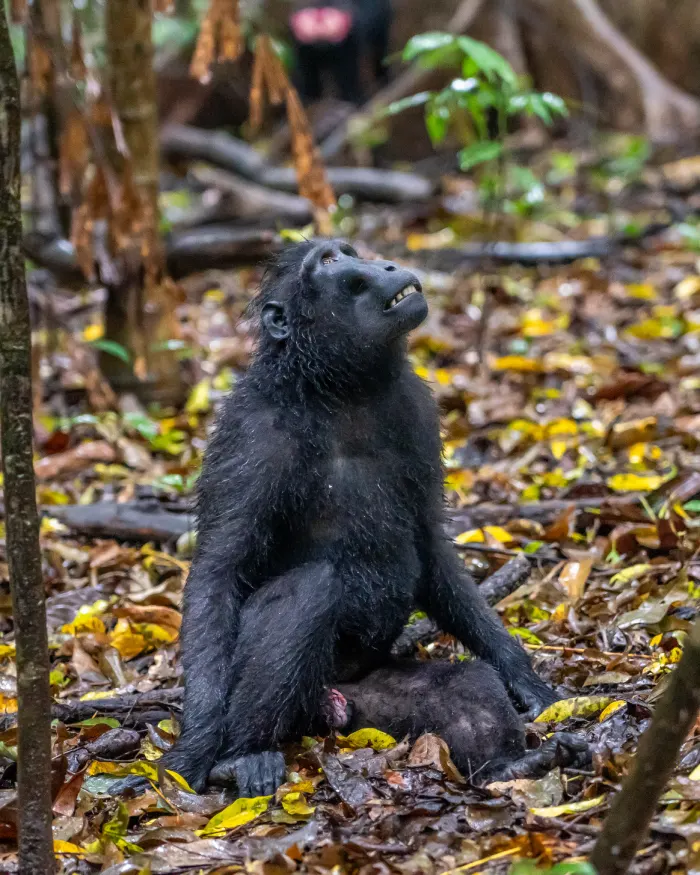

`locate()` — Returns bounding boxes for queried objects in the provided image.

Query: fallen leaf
[530,793,605,817]
[200,796,271,837]
[342,728,396,751]
[559,559,592,600]
[535,696,617,723]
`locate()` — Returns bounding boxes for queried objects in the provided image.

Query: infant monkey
[316,660,588,784]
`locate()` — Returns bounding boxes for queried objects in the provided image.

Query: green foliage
[89,339,131,364]
[389,33,567,213]
[509,862,597,875]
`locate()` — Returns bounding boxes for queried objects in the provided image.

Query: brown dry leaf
[71,165,112,279]
[407,733,463,783]
[559,559,593,600]
[249,34,288,131]
[286,88,336,225]
[59,110,90,197]
[70,11,87,81]
[28,35,52,97]
[53,772,85,818]
[190,0,242,83]
[112,605,181,636]
[10,0,26,23]
[35,441,116,481]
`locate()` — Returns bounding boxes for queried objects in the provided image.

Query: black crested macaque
[164,239,557,797]
[289,0,392,104]
[326,662,587,783]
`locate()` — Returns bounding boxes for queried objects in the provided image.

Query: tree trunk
[0,8,55,875]
[105,0,184,405]
[591,618,700,875]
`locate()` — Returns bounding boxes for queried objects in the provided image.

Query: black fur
[335,661,587,783]
[164,240,556,796]
[290,0,392,104]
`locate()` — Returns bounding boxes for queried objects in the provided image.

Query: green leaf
[458,140,503,170]
[90,339,131,364]
[386,92,432,115]
[425,105,451,144]
[684,500,700,513]
[402,32,456,62]
[457,35,517,85]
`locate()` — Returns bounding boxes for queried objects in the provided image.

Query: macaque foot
[488,732,590,783]
[209,751,286,797]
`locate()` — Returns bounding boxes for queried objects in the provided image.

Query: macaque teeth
[387,285,420,309]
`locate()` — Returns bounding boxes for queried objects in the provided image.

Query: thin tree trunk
[0,7,55,875]
[591,618,700,875]
[105,0,183,405]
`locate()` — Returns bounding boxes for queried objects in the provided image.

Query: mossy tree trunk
[0,7,55,875]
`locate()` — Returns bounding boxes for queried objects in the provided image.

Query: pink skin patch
[322,687,349,728]
[290,8,353,44]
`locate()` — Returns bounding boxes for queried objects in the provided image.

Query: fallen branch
[161,123,435,203]
[478,553,532,604]
[447,494,643,532]
[45,501,193,542]
[591,618,700,875]
[50,689,183,725]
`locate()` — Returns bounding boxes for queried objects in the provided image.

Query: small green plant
[388,33,567,212]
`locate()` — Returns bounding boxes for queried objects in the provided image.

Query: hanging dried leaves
[59,109,90,197]
[71,165,111,280]
[28,34,53,97]
[286,88,336,222]
[70,11,87,82]
[249,34,287,132]
[10,0,27,24]
[190,0,243,84]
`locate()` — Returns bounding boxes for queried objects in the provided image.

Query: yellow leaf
[61,615,106,636]
[79,690,115,701]
[200,796,271,837]
[82,324,104,342]
[531,794,605,818]
[550,440,567,460]
[134,622,178,647]
[109,618,147,660]
[675,276,700,301]
[281,791,315,817]
[88,761,157,779]
[610,564,652,586]
[185,378,212,415]
[625,283,657,301]
[688,762,700,781]
[559,559,592,600]
[491,356,543,373]
[0,644,15,660]
[607,472,671,492]
[165,769,195,793]
[0,694,17,714]
[54,840,85,856]
[535,696,616,723]
[599,701,627,722]
[343,728,397,751]
[455,526,512,545]
[508,627,543,645]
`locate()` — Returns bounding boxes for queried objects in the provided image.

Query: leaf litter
[2,138,700,873]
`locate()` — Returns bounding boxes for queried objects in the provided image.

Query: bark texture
[591,619,700,875]
[0,7,55,874]
[105,0,183,405]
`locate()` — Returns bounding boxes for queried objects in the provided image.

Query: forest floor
[2,135,700,874]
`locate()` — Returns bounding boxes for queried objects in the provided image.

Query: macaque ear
[261,301,290,341]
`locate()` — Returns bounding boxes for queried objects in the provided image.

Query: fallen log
[160,123,436,204]
[45,502,193,542]
[189,165,312,225]
[166,226,283,277]
[447,493,643,532]
[259,165,436,204]
[160,123,266,181]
